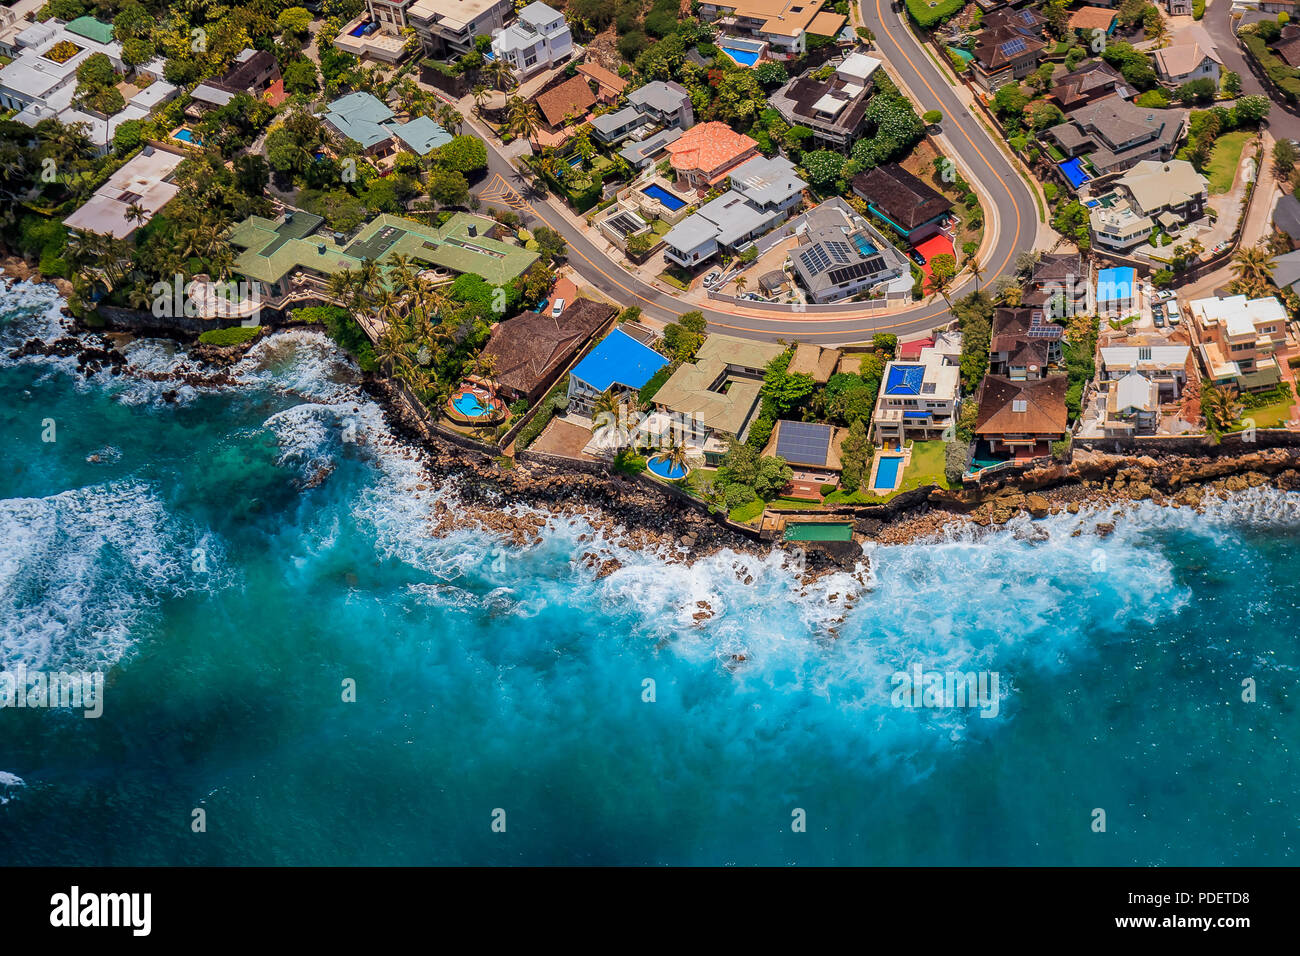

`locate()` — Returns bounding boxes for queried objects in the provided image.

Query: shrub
[197,325,262,346]
[944,440,969,485]
[819,483,837,496]
[613,448,647,476]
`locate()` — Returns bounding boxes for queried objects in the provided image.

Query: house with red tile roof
[664,121,761,192]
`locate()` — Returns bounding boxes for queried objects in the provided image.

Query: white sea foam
[0,771,24,806]
[0,481,225,671]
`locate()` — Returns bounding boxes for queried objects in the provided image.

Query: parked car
[908,249,926,266]
[1158,289,1176,301]
[702,270,722,288]
[1166,302,1181,324]
[551,298,565,318]
[1151,302,1164,322]
[1211,241,1231,256]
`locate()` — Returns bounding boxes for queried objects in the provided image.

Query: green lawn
[1205,131,1252,194]
[651,218,671,236]
[1236,399,1294,429]
[658,269,690,291]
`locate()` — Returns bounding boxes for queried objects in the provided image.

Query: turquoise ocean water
[0,281,1295,865]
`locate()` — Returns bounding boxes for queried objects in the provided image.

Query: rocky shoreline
[9,266,1300,575]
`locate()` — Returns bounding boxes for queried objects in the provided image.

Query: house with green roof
[321,91,453,159]
[64,16,116,45]
[228,209,538,300]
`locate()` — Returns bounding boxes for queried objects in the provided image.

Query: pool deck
[867,447,911,494]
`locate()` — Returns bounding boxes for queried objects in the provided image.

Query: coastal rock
[1095,522,1115,538]
[1067,502,1080,514]
[1025,493,1050,518]
[595,558,622,579]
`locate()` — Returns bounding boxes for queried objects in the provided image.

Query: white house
[1,16,174,155]
[871,347,961,444]
[661,154,806,267]
[1153,41,1221,87]
[490,2,572,78]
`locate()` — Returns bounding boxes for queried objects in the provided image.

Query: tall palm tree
[1200,381,1243,438]
[664,437,690,477]
[487,57,516,94]
[505,96,542,142]
[1231,245,1275,294]
[965,255,984,291]
[471,84,488,117]
[734,275,748,294]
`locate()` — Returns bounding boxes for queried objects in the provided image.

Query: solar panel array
[1000,38,1027,56]
[828,255,887,287]
[775,420,833,467]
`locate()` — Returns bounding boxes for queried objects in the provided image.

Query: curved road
[468,2,1038,343]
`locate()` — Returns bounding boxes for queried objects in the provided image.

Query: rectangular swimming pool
[873,456,903,490]
[784,522,853,542]
[642,184,686,211]
[852,235,877,256]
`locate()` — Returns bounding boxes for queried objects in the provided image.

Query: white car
[551,298,565,318]
[1166,302,1181,324]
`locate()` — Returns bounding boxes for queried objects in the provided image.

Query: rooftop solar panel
[1001,38,1027,56]
[775,420,833,466]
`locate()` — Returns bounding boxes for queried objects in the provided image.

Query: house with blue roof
[322,92,452,159]
[1096,266,1138,318]
[566,328,669,416]
[870,347,960,446]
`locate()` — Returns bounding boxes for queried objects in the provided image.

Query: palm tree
[927,268,955,307]
[1231,245,1275,294]
[734,275,748,294]
[487,58,516,94]
[965,255,984,291]
[505,96,541,143]
[1200,381,1243,439]
[437,104,463,134]
[664,437,690,477]
[471,84,488,117]
[125,202,149,231]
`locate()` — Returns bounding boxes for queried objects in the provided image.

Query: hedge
[905,0,964,28]
[197,325,262,346]
[1242,33,1300,103]
[514,374,570,449]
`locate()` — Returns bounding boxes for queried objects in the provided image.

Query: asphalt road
[466,2,1039,344]
[1206,0,1300,141]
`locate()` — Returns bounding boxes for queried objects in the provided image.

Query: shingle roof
[974,375,1069,437]
[851,162,952,231]
[577,61,627,95]
[1275,194,1300,240]
[787,343,842,383]
[1050,60,1125,110]
[485,299,614,398]
[1068,6,1116,32]
[532,74,597,128]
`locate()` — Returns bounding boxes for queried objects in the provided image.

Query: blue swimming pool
[873,456,903,491]
[722,46,760,67]
[1058,157,1091,190]
[452,391,493,418]
[647,455,689,480]
[172,128,199,144]
[349,21,373,37]
[642,184,686,211]
[852,235,877,256]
